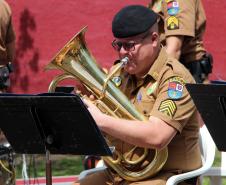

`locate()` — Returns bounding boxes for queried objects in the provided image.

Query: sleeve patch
[167,16,179,30]
[167,77,185,99]
[166,1,179,16]
[158,99,177,117]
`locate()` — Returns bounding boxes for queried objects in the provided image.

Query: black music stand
[55,86,74,93]
[186,83,226,152]
[0,93,112,185]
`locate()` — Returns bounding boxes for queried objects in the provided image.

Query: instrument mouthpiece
[121,57,129,65]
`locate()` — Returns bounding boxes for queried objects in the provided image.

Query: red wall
[202,0,226,81]
[6,0,226,93]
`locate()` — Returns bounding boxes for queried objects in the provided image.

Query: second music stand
[186,83,226,152]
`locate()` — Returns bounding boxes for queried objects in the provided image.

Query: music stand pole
[46,149,52,185]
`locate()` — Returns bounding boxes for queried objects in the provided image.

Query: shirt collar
[147,47,168,81]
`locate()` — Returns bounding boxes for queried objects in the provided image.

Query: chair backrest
[166,125,216,185]
[199,125,216,169]
[221,152,226,168]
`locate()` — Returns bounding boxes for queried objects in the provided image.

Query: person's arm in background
[5,15,16,66]
[3,0,16,65]
[6,40,15,63]
[6,40,15,62]
[165,35,184,60]
[0,2,15,92]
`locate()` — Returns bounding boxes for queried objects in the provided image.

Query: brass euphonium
[45,26,168,181]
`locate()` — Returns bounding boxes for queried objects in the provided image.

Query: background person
[0,1,16,183]
[148,0,213,83]
[74,5,201,185]
[0,0,15,93]
[0,0,16,144]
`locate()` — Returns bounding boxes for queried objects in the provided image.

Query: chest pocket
[134,92,156,118]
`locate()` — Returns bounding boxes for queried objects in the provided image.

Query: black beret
[112,5,158,38]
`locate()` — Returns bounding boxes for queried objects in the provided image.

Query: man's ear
[151,32,159,47]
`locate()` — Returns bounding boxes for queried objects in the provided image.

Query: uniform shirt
[149,0,206,63]
[0,0,15,65]
[111,48,202,173]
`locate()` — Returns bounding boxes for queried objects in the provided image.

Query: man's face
[112,31,158,78]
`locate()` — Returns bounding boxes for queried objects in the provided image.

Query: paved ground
[16,176,78,185]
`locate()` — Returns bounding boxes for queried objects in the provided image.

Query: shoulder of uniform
[161,57,195,83]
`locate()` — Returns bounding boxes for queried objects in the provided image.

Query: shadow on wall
[10,8,40,92]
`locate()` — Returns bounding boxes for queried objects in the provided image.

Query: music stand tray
[186,83,226,152]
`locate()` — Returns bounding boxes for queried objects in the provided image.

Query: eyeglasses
[112,40,137,52]
[111,31,151,52]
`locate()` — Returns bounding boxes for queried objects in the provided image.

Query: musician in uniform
[74,5,201,185]
[149,0,213,83]
[0,0,15,144]
[0,1,15,184]
[0,0,15,93]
